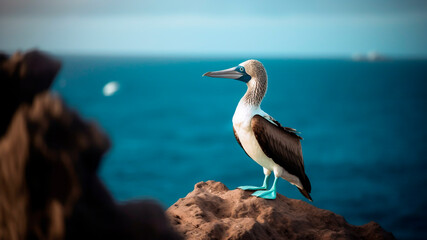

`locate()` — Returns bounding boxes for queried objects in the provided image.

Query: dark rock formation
[0,50,181,240]
[167,181,396,240]
[0,50,61,137]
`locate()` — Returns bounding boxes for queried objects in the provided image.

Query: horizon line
[2,48,427,60]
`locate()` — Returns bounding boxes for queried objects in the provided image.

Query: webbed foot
[252,176,279,199]
[237,174,270,191]
[238,185,267,191]
[252,189,277,199]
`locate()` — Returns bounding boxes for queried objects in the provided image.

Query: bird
[202,60,312,201]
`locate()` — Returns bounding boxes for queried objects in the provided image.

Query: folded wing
[251,115,311,195]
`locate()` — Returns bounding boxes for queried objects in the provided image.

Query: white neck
[241,77,267,107]
[232,85,266,126]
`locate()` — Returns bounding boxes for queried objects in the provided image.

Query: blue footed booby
[203,60,312,201]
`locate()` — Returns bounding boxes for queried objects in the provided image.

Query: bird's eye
[240,67,244,72]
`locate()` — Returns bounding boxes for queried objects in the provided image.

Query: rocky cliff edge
[167,181,395,240]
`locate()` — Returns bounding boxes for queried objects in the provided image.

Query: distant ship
[351,51,388,62]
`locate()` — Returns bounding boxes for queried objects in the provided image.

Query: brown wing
[233,126,250,158]
[268,118,303,140]
[251,115,311,193]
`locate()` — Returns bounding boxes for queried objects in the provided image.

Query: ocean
[52,55,427,239]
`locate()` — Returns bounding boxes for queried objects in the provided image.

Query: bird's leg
[252,175,278,200]
[238,168,271,191]
[238,175,270,190]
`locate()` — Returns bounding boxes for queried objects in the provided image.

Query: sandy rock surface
[167,181,395,240]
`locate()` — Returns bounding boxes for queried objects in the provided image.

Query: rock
[167,181,396,240]
[0,50,181,240]
[0,50,61,137]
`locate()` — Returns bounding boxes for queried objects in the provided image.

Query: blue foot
[238,185,267,191]
[252,176,279,199]
[252,189,277,199]
[238,174,270,191]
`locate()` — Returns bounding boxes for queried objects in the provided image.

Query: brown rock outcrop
[167,181,395,240]
[0,50,61,137]
[0,50,181,240]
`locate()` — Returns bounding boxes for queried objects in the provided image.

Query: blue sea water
[52,56,427,240]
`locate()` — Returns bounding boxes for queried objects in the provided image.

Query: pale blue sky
[1,0,426,57]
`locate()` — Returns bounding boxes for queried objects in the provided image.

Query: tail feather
[298,173,312,201]
[298,188,313,202]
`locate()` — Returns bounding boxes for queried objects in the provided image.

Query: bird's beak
[202,67,243,80]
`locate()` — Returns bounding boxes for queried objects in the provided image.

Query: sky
[1,0,427,57]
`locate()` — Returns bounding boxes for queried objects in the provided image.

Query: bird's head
[202,59,267,85]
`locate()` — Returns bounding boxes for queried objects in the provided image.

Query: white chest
[232,102,277,171]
